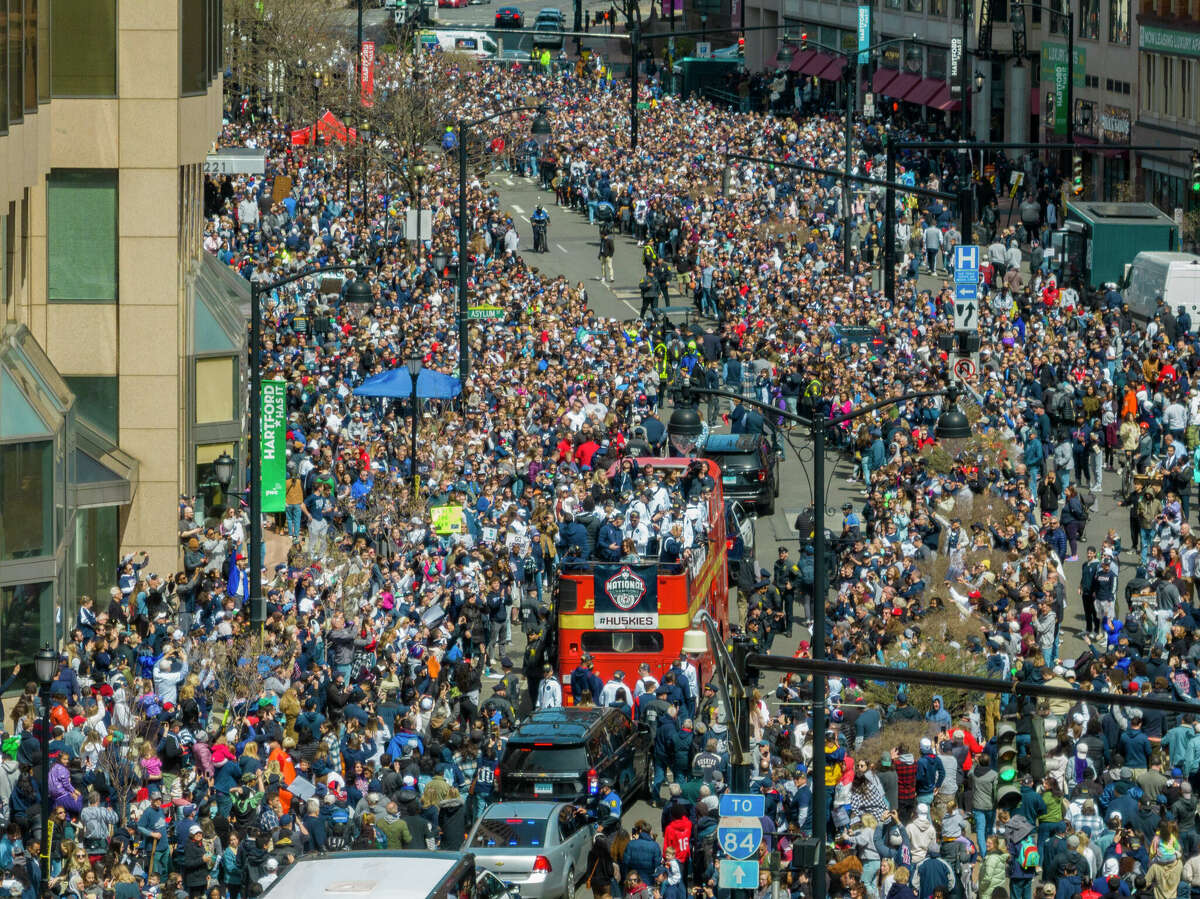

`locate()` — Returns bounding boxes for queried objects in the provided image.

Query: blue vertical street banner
[593,565,659,629]
[857,6,872,64]
[261,378,287,513]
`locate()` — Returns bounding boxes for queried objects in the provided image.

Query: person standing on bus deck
[537,663,563,709]
[596,514,624,562]
[622,510,651,556]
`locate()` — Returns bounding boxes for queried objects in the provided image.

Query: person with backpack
[324,800,354,852]
[1005,814,1040,899]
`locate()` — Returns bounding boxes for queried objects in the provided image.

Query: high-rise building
[1134,2,1200,220]
[0,0,233,666]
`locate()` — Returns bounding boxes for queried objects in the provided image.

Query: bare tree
[192,632,269,731]
[97,743,143,826]
[223,0,345,122]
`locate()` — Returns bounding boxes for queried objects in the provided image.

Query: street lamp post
[33,645,56,881]
[456,106,551,383]
[248,267,373,627]
[360,121,371,230]
[668,384,970,899]
[406,355,422,495]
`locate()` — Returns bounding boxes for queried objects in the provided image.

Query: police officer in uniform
[531,204,550,252]
[639,273,659,318]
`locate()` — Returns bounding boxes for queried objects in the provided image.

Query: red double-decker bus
[554,457,729,701]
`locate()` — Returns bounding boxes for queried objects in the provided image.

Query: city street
[486,166,1135,669]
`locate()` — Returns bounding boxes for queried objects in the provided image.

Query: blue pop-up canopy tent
[353,367,462,400]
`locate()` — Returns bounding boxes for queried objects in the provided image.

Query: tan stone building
[0,0,234,665]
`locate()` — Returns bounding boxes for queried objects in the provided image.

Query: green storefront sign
[1040,43,1086,136]
[261,378,287,513]
[1140,25,1200,58]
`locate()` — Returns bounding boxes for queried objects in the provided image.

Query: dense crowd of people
[9,32,1200,899]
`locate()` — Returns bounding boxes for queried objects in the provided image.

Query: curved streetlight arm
[679,383,954,431]
[253,262,365,297]
[461,103,546,130]
[784,33,917,60]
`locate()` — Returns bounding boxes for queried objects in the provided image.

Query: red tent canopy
[289,111,359,146]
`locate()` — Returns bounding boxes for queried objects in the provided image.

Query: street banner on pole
[1039,43,1085,136]
[360,40,376,107]
[857,6,872,64]
[261,378,287,513]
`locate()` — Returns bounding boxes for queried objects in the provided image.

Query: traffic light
[995,721,1022,810]
[800,31,808,51]
[737,35,745,54]
[1072,153,1084,196]
[1191,150,1200,194]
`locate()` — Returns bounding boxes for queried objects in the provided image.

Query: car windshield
[501,744,588,773]
[471,816,550,848]
[707,451,759,469]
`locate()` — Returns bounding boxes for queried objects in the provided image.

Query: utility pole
[884,138,897,301]
[959,0,973,246]
[1066,5,1075,146]
[630,27,640,150]
[843,58,857,276]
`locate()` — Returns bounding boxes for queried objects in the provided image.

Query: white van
[1123,251,1200,326]
[426,30,499,58]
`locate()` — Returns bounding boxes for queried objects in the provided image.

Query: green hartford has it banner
[260,378,287,513]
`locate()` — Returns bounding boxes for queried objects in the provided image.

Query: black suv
[702,433,779,516]
[495,707,651,804]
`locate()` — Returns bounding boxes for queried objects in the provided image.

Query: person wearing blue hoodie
[916,737,945,806]
[926,695,952,730]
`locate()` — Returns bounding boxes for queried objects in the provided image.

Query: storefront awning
[930,83,961,111]
[801,52,833,76]
[880,71,920,100]
[787,49,814,72]
[905,78,944,107]
[71,419,138,509]
[872,68,899,94]
[815,56,847,81]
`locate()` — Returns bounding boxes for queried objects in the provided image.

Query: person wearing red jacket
[663,816,692,866]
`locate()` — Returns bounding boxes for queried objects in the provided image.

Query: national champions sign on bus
[593,564,659,629]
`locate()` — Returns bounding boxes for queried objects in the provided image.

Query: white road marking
[503,177,514,186]
[519,215,530,223]
[556,243,568,253]
[510,203,524,214]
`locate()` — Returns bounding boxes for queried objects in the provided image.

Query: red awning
[906,78,944,107]
[801,52,833,75]
[931,85,961,111]
[881,71,920,99]
[788,49,815,73]
[872,68,899,94]
[816,56,847,81]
